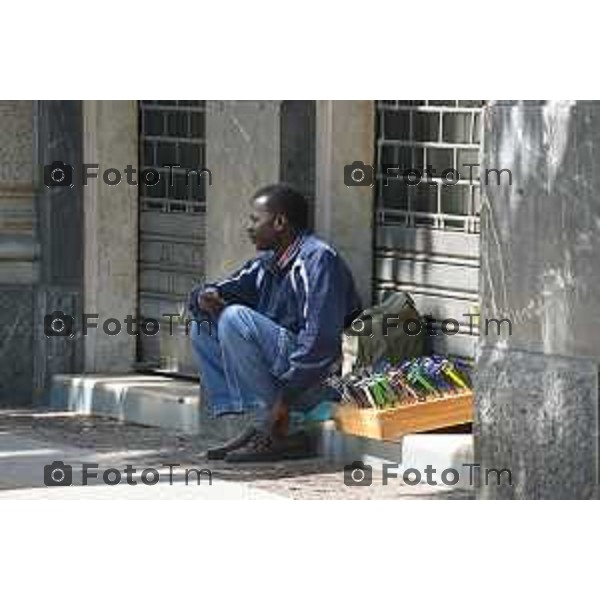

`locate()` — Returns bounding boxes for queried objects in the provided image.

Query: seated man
[189,184,362,462]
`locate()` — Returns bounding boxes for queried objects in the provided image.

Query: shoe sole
[225,451,318,464]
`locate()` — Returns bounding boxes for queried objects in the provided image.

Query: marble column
[315,101,375,305]
[82,101,138,372]
[477,101,600,499]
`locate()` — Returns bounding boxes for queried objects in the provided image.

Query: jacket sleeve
[188,258,262,315]
[277,249,349,393]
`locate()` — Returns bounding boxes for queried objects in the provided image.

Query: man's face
[247,196,281,250]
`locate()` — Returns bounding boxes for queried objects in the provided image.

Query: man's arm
[189,258,263,316]
[276,250,349,394]
[210,258,263,306]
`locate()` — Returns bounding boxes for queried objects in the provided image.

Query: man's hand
[197,288,226,317]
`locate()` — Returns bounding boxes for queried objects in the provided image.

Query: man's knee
[190,315,218,358]
[219,304,254,336]
[188,315,214,339]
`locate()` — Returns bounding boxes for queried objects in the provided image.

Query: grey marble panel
[279,101,316,226]
[33,287,83,404]
[33,101,84,403]
[34,100,84,287]
[0,287,34,406]
[475,347,598,499]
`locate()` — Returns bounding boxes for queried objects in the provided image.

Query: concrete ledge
[50,374,202,434]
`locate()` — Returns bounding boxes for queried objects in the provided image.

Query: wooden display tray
[334,391,474,441]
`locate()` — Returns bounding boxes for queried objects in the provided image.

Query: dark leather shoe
[206,425,257,460]
[224,430,317,463]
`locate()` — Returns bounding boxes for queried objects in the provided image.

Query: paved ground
[0,409,474,500]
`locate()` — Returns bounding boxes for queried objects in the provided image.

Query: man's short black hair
[253,184,310,232]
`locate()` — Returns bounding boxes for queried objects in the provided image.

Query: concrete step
[49,373,474,489]
[48,374,250,443]
[320,422,474,489]
[50,374,201,433]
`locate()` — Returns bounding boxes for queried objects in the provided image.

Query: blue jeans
[190,304,325,429]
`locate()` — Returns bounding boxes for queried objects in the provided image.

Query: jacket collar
[277,232,306,270]
[262,232,307,273]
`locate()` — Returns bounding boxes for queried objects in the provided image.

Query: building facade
[0,100,597,498]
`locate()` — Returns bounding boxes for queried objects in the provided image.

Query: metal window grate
[137,101,208,371]
[139,100,207,215]
[376,100,484,234]
[374,100,486,360]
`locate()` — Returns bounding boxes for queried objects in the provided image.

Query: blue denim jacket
[190,233,362,393]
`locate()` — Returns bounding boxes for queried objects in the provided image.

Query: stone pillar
[205,101,280,281]
[82,101,138,372]
[0,101,36,405]
[315,101,375,305]
[33,101,84,403]
[477,101,600,499]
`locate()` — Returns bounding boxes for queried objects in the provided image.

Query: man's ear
[273,213,287,231]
